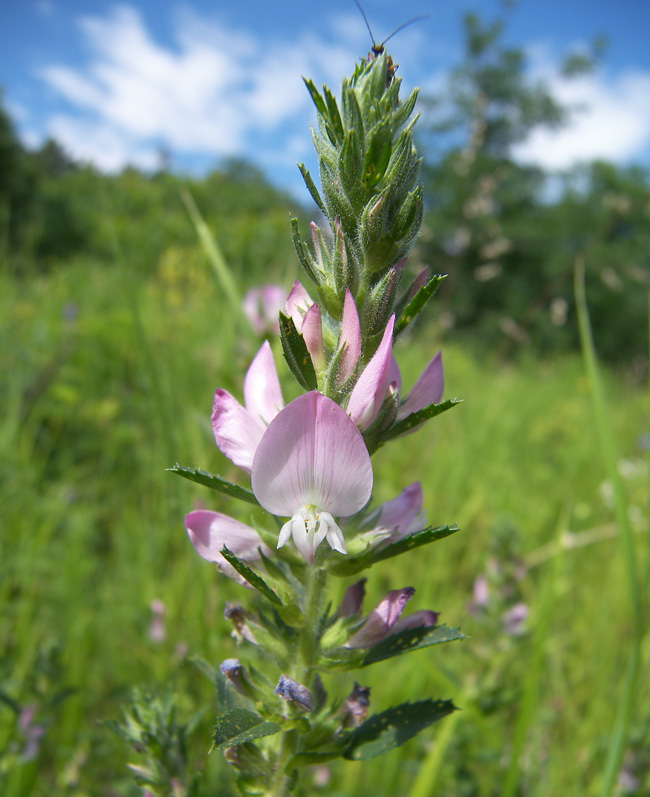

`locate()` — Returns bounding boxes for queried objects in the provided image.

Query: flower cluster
[174,50,462,795]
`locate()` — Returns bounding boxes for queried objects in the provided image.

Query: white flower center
[277,504,347,564]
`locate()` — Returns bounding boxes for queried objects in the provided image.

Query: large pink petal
[244,341,284,427]
[337,290,361,384]
[212,390,265,474]
[397,351,444,421]
[185,510,271,563]
[346,315,395,430]
[251,391,373,518]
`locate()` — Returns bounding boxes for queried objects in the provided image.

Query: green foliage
[212,710,281,750]
[169,465,258,506]
[343,699,457,761]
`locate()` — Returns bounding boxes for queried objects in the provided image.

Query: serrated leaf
[362,625,466,666]
[212,709,281,750]
[326,524,460,577]
[168,465,258,506]
[221,547,283,607]
[395,274,446,336]
[382,398,461,441]
[279,312,318,391]
[343,699,456,760]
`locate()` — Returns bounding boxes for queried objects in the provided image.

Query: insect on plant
[354,0,428,83]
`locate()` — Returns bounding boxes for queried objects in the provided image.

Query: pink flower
[243,285,285,335]
[285,281,314,331]
[394,351,444,424]
[252,391,373,564]
[346,315,396,430]
[365,482,427,547]
[185,510,272,583]
[345,587,438,649]
[212,341,284,473]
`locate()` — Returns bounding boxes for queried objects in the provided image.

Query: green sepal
[291,218,322,285]
[212,708,281,750]
[339,129,365,209]
[393,87,420,130]
[395,274,446,336]
[382,398,462,441]
[319,646,367,671]
[279,312,318,391]
[297,163,326,213]
[288,747,348,769]
[220,547,283,607]
[342,699,457,760]
[363,624,466,666]
[303,78,328,119]
[323,85,344,145]
[168,465,258,506]
[326,524,460,577]
[363,119,393,189]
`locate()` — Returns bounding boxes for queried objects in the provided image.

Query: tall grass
[0,252,648,795]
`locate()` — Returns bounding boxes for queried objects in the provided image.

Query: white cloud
[37,4,367,175]
[513,63,650,170]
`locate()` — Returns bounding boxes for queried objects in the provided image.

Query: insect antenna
[354,0,429,56]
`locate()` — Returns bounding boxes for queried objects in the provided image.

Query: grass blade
[574,257,643,797]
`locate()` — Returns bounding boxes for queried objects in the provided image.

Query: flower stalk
[171,45,464,796]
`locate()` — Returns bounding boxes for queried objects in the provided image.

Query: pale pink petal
[243,341,284,427]
[338,290,361,384]
[346,315,395,430]
[397,351,444,421]
[243,288,265,334]
[212,390,266,473]
[346,587,415,649]
[185,511,271,583]
[260,285,284,330]
[390,609,439,635]
[251,391,373,518]
[302,303,326,372]
[285,281,313,332]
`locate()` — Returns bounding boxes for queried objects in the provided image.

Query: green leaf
[382,399,461,441]
[297,163,326,214]
[326,524,460,577]
[395,274,446,336]
[363,625,466,666]
[323,85,344,145]
[343,699,456,761]
[363,120,393,189]
[303,78,328,118]
[279,312,318,391]
[212,709,281,750]
[168,465,258,506]
[220,547,283,607]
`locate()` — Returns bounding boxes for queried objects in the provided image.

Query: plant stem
[266,566,328,796]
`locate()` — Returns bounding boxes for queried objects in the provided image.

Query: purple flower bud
[275,674,314,712]
[342,682,371,726]
[224,602,257,644]
[337,579,367,618]
[219,659,249,697]
[346,587,415,649]
[502,603,529,636]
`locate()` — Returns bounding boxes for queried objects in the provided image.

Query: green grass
[0,256,648,795]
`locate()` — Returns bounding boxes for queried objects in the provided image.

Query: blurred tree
[417,11,648,364]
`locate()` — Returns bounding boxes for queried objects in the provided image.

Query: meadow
[1,237,648,795]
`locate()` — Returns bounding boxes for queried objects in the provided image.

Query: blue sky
[2,0,650,196]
